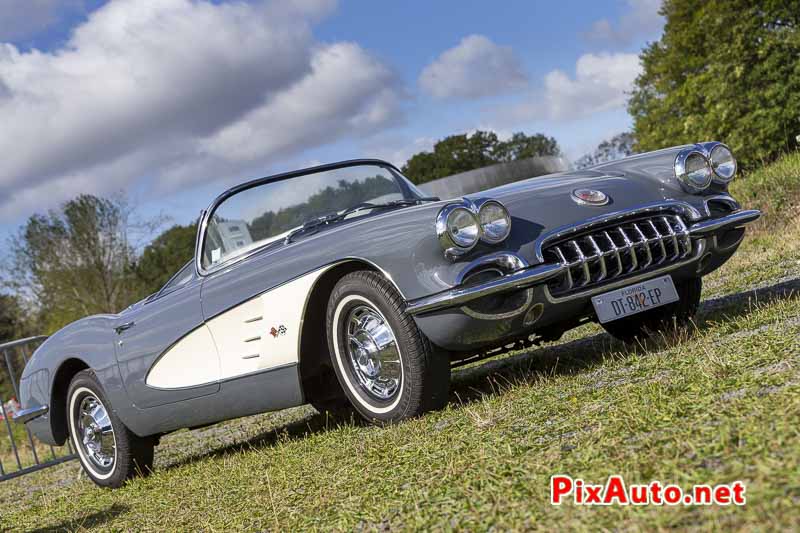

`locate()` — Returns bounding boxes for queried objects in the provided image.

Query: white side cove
[146,325,220,389]
[146,267,331,389]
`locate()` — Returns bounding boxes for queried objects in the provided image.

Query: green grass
[0,153,798,531]
[730,150,800,230]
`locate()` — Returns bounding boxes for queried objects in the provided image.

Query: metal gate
[0,336,76,482]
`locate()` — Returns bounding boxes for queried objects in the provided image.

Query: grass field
[0,154,798,531]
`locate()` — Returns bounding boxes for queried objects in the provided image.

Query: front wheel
[67,370,155,488]
[601,277,702,342]
[326,271,450,424]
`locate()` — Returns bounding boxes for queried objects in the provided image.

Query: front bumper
[12,404,49,424]
[408,208,760,350]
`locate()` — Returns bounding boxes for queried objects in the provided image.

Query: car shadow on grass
[449,275,800,403]
[161,276,799,471]
[26,503,129,533]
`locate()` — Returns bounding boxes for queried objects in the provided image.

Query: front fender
[19,315,129,446]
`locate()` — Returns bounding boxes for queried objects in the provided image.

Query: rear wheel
[326,271,450,424]
[67,370,155,488]
[601,277,702,342]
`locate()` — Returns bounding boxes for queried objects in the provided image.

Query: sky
[0,0,664,248]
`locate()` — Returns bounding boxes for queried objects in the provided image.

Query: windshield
[201,164,420,269]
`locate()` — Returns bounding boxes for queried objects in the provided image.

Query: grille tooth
[586,235,607,281]
[632,222,653,269]
[661,216,681,260]
[616,227,638,272]
[570,240,591,286]
[553,246,573,289]
[603,230,624,276]
[545,214,693,297]
[673,216,692,258]
[648,220,667,264]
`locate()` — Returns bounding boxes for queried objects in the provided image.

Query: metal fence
[0,336,76,482]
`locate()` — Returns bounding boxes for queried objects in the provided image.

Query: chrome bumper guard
[12,405,49,424]
[405,209,761,316]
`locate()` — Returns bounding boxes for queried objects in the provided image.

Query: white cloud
[419,34,527,100]
[0,0,404,220]
[585,0,664,45]
[497,52,641,123]
[199,43,401,170]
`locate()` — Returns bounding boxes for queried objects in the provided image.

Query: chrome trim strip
[406,263,564,315]
[145,362,297,392]
[688,210,761,236]
[12,405,48,424]
[244,316,263,324]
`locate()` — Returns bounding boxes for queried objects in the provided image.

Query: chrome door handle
[115,321,135,335]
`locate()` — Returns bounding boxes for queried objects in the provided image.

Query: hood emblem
[572,188,609,206]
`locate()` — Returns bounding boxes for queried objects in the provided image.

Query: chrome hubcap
[345,305,402,400]
[77,395,115,472]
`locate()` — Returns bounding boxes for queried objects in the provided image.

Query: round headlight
[675,149,712,194]
[436,204,480,257]
[709,144,736,183]
[447,207,480,248]
[478,201,511,243]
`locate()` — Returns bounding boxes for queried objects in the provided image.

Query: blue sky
[0,0,663,248]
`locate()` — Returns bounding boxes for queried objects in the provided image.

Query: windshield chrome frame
[194,159,420,277]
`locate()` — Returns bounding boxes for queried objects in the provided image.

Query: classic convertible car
[16,141,759,487]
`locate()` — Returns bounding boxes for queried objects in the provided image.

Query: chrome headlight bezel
[436,203,481,257]
[674,147,713,194]
[708,143,737,184]
[436,198,512,259]
[478,200,512,244]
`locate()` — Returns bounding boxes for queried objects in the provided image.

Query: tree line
[0,196,197,337]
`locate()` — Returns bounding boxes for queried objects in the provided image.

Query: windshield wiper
[337,196,440,219]
[284,212,341,244]
[284,197,439,245]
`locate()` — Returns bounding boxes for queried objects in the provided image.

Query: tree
[494,132,561,162]
[575,132,636,169]
[0,294,25,343]
[402,130,561,184]
[629,0,800,168]
[6,195,142,333]
[135,224,197,296]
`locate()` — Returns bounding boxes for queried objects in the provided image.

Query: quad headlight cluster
[674,141,737,194]
[436,199,511,259]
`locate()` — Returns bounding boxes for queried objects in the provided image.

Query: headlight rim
[708,143,737,184]
[478,200,512,244]
[674,147,713,194]
[436,203,481,257]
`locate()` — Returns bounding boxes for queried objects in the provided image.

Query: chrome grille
[543,214,692,296]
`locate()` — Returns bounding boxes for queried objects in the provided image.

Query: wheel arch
[50,357,90,445]
[298,260,389,403]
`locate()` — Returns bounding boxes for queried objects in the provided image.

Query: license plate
[591,275,679,324]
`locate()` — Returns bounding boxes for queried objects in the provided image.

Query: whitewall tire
[67,370,155,488]
[326,271,450,424]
